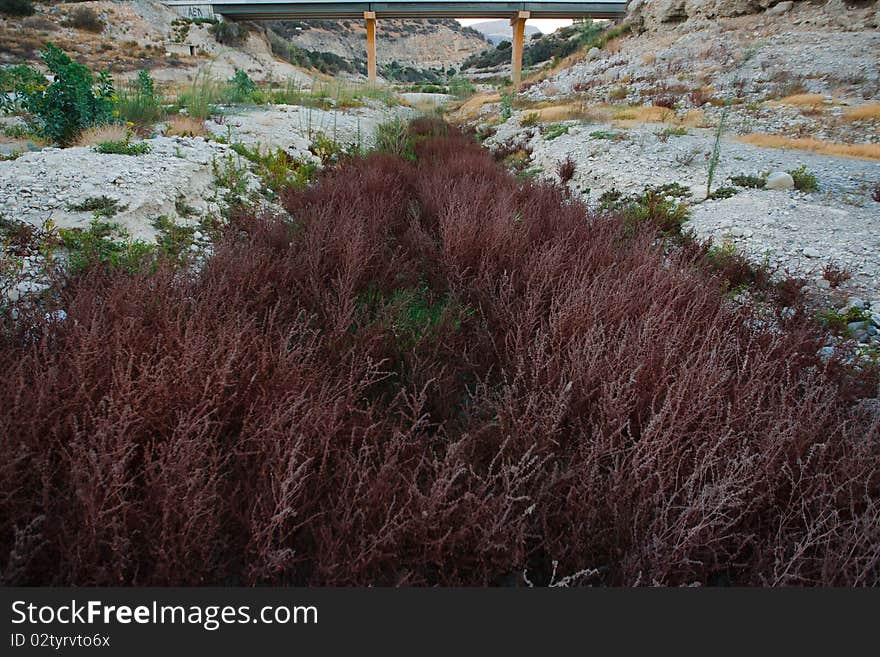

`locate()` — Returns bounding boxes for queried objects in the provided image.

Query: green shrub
[374,117,415,160]
[151,215,195,261]
[520,112,540,127]
[229,143,316,196]
[447,75,475,99]
[67,196,124,218]
[175,70,225,120]
[94,139,151,156]
[599,183,692,237]
[589,129,625,140]
[116,70,164,127]
[5,43,115,145]
[542,123,570,141]
[228,69,258,103]
[730,173,766,189]
[0,64,46,114]
[0,0,34,17]
[58,220,153,275]
[788,165,818,192]
[707,185,739,200]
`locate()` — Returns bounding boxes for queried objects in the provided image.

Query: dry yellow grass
[164,115,207,138]
[843,103,880,122]
[641,53,656,66]
[534,103,609,123]
[75,124,128,147]
[612,105,676,124]
[771,94,828,108]
[451,92,501,121]
[737,134,880,160]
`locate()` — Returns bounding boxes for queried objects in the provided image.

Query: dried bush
[822,262,852,289]
[1,125,879,586]
[64,7,104,34]
[556,156,576,184]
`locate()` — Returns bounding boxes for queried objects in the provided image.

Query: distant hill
[468,19,541,45]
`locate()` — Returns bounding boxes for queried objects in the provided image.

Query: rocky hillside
[468,19,541,45]
[455,0,880,347]
[0,2,488,83]
[0,1,312,84]
[267,19,489,76]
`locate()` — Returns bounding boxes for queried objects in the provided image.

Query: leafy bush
[0,0,34,17]
[57,220,153,275]
[788,165,818,192]
[1,122,879,586]
[228,69,258,103]
[4,43,115,145]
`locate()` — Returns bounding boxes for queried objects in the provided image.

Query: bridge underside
[165,2,628,86]
[206,3,626,19]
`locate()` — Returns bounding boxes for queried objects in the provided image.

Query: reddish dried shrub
[1,126,879,586]
[822,262,853,289]
[556,156,576,184]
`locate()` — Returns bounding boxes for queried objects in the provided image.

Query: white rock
[586,47,602,62]
[765,172,795,190]
[766,1,794,16]
[802,247,822,258]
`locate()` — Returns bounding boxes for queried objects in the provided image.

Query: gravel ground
[488,116,879,306]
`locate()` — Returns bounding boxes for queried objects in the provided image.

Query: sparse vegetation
[730,173,767,189]
[229,142,316,197]
[67,196,124,218]
[589,129,625,140]
[57,220,153,276]
[93,138,151,156]
[542,123,569,141]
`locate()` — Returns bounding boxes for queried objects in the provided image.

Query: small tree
[8,43,116,145]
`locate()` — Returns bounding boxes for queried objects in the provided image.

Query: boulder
[586,47,602,62]
[767,1,794,15]
[765,171,795,190]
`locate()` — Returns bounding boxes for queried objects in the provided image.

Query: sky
[456,18,573,34]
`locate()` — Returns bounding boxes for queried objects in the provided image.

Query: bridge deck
[166,1,629,19]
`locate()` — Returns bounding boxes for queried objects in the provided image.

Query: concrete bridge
[165,1,628,85]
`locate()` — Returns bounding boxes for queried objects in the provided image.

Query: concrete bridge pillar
[365,11,377,82]
[510,11,530,88]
